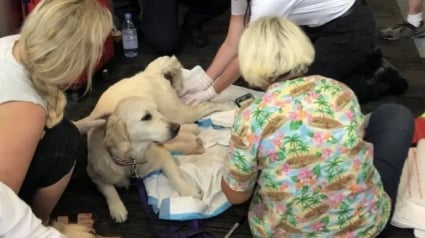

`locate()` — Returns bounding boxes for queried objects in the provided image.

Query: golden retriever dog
[88,55,233,123]
[86,56,234,223]
[87,97,203,223]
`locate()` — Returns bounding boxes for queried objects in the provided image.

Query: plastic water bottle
[122,13,138,58]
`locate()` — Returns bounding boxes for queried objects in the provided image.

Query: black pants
[365,104,415,219]
[19,119,82,203]
[140,0,229,55]
[303,1,376,102]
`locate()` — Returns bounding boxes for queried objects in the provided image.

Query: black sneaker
[379,21,425,40]
[367,58,409,98]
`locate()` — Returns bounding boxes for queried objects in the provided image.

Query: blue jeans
[365,103,414,216]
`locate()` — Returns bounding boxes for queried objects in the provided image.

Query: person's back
[225,75,391,237]
[247,0,355,27]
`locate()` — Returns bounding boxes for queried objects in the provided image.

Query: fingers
[88,112,111,120]
[75,119,106,134]
[181,94,199,106]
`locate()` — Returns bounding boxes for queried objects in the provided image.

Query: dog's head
[144,55,184,94]
[104,96,180,157]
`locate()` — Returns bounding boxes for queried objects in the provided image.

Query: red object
[21,0,115,90]
[413,117,425,144]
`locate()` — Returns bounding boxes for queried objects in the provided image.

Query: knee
[43,119,83,160]
[371,103,415,135]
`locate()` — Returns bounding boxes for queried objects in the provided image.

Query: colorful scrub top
[223,75,391,237]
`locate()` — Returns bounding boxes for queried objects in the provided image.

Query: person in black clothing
[112,0,230,55]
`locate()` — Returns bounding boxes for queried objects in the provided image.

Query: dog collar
[107,148,147,177]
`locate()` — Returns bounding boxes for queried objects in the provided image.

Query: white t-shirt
[0,182,65,238]
[0,34,46,109]
[231,0,356,27]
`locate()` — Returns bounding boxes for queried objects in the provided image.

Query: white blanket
[142,67,264,220]
[391,139,425,237]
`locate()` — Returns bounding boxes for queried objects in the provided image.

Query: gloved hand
[72,113,109,134]
[179,66,213,97]
[181,86,218,106]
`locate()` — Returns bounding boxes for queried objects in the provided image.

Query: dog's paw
[194,137,206,154]
[179,185,203,199]
[108,200,128,223]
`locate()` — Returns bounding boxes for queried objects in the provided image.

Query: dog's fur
[88,55,233,124]
[86,56,234,223]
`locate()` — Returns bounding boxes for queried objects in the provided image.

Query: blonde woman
[221,16,414,237]
[0,0,113,236]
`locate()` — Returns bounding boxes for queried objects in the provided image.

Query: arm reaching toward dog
[180,15,245,105]
[72,113,110,134]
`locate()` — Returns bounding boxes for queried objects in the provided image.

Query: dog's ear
[104,115,131,157]
[163,55,184,93]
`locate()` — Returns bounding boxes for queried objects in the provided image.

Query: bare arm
[221,178,253,204]
[206,14,246,93]
[0,102,45,193]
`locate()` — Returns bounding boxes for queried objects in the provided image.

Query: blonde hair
[18,0,113,128]
[239,16,315,89]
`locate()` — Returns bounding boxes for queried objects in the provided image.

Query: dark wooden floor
[56,0,425,237]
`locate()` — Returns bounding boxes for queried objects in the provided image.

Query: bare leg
[31,164,75,225]
[407,0,423,15]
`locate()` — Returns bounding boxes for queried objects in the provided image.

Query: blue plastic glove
[181,86,218,106]
[179,66,213,97]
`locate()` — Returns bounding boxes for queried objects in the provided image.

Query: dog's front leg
[92,179,128,223]
[143,144,202,199]
[173,101,236,124]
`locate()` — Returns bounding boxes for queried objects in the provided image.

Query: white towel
[391,139,425,237]
[143,132,231,220]
[142,84,264,221]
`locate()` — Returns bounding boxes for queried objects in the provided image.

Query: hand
[181,86,218,106]
[72,113,109,134]
[179,66,213,97]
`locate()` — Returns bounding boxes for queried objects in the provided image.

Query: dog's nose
[169,123,180,137]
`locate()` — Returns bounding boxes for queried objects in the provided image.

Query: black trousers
[19,119,82,203]
[140,0,230,55]
[303,1,376,102]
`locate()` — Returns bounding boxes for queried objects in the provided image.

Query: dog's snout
[169,123,180,137]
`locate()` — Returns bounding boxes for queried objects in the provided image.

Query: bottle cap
[124,13,132,20]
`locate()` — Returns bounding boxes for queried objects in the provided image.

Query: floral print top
[223,76,391,237]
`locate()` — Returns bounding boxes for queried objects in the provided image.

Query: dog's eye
[141,114,152,121]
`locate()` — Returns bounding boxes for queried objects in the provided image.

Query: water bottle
[122,13,138,58]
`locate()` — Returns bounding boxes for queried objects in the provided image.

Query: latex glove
[181,86,218,106]
[179,66,213,97]
[72,113,109,134]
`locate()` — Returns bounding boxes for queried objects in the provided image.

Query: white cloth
[391,139,425,237]
[231,0,356,27]
[143,82,264,220]
[0,182,65,238]
[0,34,46,109]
